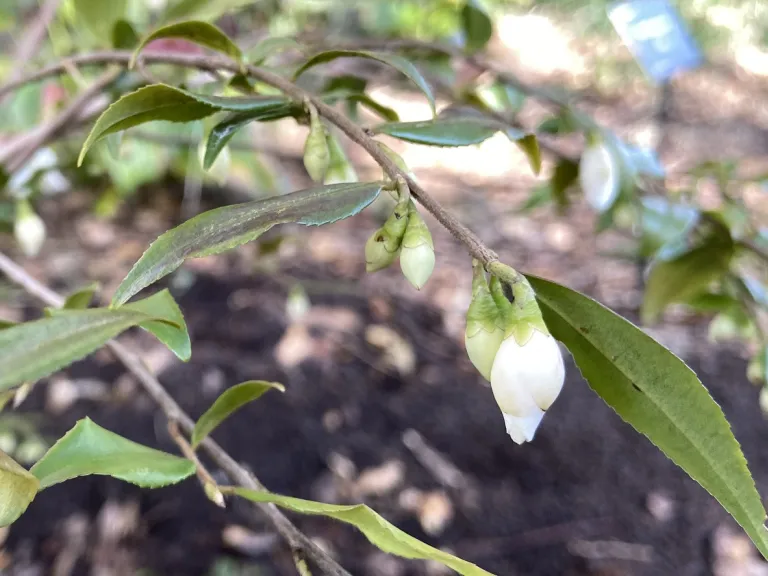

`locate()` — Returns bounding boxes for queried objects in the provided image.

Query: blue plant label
[608,0,702,83]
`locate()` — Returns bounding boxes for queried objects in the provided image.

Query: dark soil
[7,266,768,576]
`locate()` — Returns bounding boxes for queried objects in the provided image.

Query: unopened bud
[14,200,46,257]
[376,141,418,185]
[204,482,226,508]
[399,204,434,290]
[579,134,620,212]
[465,262,504,380]
[324,132,358,185]
[365,198,409,272]
[303,106,330,182]
[15,438,47,464]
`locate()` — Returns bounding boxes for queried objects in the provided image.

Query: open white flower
[579,140,620,212]
[490,330,565,444]
[14,201,46,257]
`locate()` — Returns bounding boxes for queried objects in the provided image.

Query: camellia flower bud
[375,141,418,186]
[579,133,620,212]
[14,200,46,257]
[365,197,409,272]
[303,105,330,182]
[399,203,435,290]
[464,262,504,380]
[324,132,358,185]
[488,273,565,444]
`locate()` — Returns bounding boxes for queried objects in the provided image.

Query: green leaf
[63,282,100,310]
[536,115,575,136]
[551,158,579,204]
[192,381,284,448]
[248,36,303,64]
[0,450,39,527]
[461,0,493,53]
[294,50,435,117]
[642,232,735,324]
[112,19,139,50]
[508,132,541,175]
[112,182,384,306]
[640,197,699,258]
[131,21,242,68]
[528,274,768,560]
[0,308,169,391]
[30,418,194,489]
[79,85,293,165]
[123,289,191,361]
[518,184,552,213]
[231,488,493,576]
[162,0,254,23]
[348,95,399,122]
[73,0,127,43]
[374,118,499,147]
[204,101,297,169]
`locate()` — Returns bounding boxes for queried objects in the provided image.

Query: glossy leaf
[232,488,493,576]
[528,274,768,559]
[123,289,191,361]
[0,450,39,527]
[0,308,170,391]
[192,381,284,448]
[79,85,293,165]
[374,118,499,147]
[203,101,297,169]
[294,50,435,116]
[30,418,194,489]
[461,0,493,53]
[63,283,100,310]
[112,182,384,306]
[642,232,735,324]
[131,21,242,67]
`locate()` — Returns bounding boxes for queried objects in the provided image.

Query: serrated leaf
[132,21,242,68]
[0,450,39,527]
[204,101,296,169]
[63,282,100,310]
[374,118,499,147]
[30,418,194,489]
[74,0,127,43]
[642,232,735,324]
[551,158,579,204]
[112,182,384,306]
[461,0,493,53]
[79,85,293,165]
[528,275,768,560]
[123,289,191,361]
[0,308,170,391]
[112,19,139,50]
[231,488,493,576]
[192,381,284,448]
[294,50,435,117]
[509,132,541,175]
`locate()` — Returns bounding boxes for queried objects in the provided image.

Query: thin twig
[0,251,352,576]
[167,420,225,508]
[7,0,62,86]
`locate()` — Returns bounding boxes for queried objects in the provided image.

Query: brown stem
[0,251,352,576]
[6,0,63,87]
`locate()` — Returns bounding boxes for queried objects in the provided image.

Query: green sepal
[466,261,503,337]
[401,203,433,250]
[489,274,549,345]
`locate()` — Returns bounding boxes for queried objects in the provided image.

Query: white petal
[579,142,619,212]
[503,409,544,444]
[14,214,46,257]
[400,243,435,290]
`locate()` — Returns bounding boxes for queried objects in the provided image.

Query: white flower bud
[14,201,46,257]
[400,242,435,290]
[465,328,504,381]
[579,139,620,212]
[8,147,58,195]
[490,330,565,444]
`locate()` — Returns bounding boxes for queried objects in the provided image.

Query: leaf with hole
[0,307,174,391]
[0,450,39,527]
[131,21,242,67]
[79,85,293,165]
[461,0,493,53]
[112,182,384,306]
[30,418,194,489]
[231,488,493,575]
[528,274,768,559]
[374,118,499,147]
[192,381,284,448]
[294,50,435,117]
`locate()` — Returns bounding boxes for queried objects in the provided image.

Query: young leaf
[192,381,284,448]
[204,102,297,169]
[79,85,292,165]
[509,132,541,175]
[0,308,169,391]
[231,488,493,576]
[131,21,242,68]
[528,275,768,559]
[63,282,100,310]
[294,50,435,117]
[30,418,194,489]
[642,233,735,324]
[374,118,499,147]
[461,0,493,53]
[123,289,191,361]
[0,450,39,527]
[112,182,384,306]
